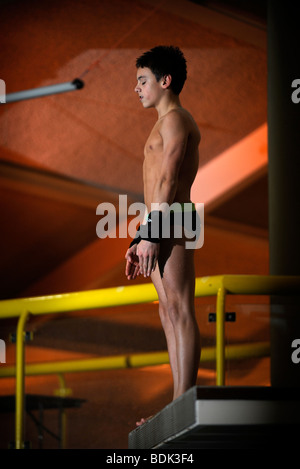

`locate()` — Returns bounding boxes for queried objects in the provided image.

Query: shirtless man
[125,46,201,424]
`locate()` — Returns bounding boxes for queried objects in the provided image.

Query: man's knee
[158,303,170,325]
[167,301,192,326]
[159,301,185,328]
[167,304,180,326]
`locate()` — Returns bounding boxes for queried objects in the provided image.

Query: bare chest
[144,124,163,158]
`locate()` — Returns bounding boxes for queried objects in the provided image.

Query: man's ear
[161,74,172,90]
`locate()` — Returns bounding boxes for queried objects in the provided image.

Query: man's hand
[137,240,159,277]
[125,245,141,280]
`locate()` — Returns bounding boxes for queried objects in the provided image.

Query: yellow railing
[0,274,299,449]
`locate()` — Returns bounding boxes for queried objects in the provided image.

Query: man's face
[134,67,162,108]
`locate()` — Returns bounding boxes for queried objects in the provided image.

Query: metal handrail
[0,341,271,378]
[0,274,300,448]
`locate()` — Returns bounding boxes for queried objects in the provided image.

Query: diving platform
[128,386,300,449]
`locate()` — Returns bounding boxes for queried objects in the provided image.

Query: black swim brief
[129,203,200,247]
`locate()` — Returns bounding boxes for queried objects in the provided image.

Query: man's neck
[156,94,182,119]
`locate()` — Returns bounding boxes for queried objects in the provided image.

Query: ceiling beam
[143,0,266,49]
[191,123,268,212]
[0,160,141,210]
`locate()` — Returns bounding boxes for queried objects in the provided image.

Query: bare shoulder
[161,108,199,135]
[161,108,189,125]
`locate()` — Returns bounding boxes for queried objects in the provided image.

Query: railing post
[55,374,71,449]
[15,310,30,449]
[216,286,226,386]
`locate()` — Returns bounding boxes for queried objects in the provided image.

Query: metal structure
[0,274,299,448]
[4,79,84,104]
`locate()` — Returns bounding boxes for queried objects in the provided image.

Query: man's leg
[158,237,201,400]
[136,238,200,425]
[151,267,179,399]
[136,265,180,426]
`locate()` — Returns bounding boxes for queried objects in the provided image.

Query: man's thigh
[158,238,195,310]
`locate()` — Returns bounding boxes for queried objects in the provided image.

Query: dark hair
[136,46,187,95]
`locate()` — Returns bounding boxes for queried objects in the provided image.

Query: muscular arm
[131,112,189,278]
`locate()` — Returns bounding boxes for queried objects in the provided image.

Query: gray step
[128,386,300,449]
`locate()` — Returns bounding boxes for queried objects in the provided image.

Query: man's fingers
[135,241,159,277]
[144,259,149,277]
[139,255,156,277]
[138,254,145,276]
[125,247,141,279]
[139,257,145,276]
[125,260,133,278]
[147,257,155,276]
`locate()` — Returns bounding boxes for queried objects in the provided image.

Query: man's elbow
[159,174,177,189]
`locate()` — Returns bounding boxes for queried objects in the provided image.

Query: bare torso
[143,107,200,211]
